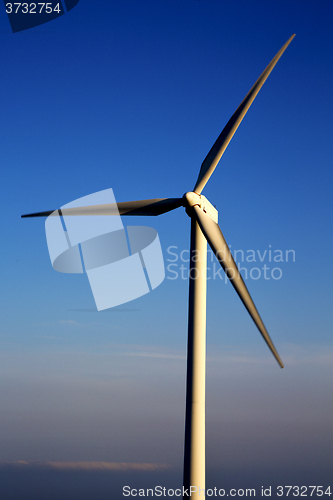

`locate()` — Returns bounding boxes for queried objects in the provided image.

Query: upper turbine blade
[21,198,183,218]
[194,34,295,195]
[192,205,284,368]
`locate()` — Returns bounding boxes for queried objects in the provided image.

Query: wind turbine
[22,34,295,499]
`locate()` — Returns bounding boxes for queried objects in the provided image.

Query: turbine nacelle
[183,192,218,223]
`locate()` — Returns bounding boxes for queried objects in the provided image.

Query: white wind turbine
[23,35,295,499]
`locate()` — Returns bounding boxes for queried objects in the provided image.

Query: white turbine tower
[23,35,295,499]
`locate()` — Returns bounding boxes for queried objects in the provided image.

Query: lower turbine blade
[193,206,284,368]
[22,198,183,218]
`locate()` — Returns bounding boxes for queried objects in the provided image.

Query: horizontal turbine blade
[193,205,283,368]
[194,34,295,195]
[21,198,183,218]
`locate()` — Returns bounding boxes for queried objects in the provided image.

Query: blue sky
[1,1,333,498]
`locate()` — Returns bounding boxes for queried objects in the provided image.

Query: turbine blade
[193,205,284,368]
[21,198,183,218]
[194,34,295,194]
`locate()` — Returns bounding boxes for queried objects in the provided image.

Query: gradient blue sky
[1,1,333,498]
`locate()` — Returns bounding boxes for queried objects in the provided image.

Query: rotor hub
[183,191,202,208]
[183,192,218,223]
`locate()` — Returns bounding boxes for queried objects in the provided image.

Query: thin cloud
[206,343,333,367]
[66,309,141,312]
[32,335,64,340]
[58,320,123,329]
[0,460,171,472]
[107,342,333,365]
[281,343,333,366]
[124,351,185,360]
[59,320,86,327]
[46,461,170,471]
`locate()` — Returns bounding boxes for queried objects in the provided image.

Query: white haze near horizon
[1,342,332,474]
